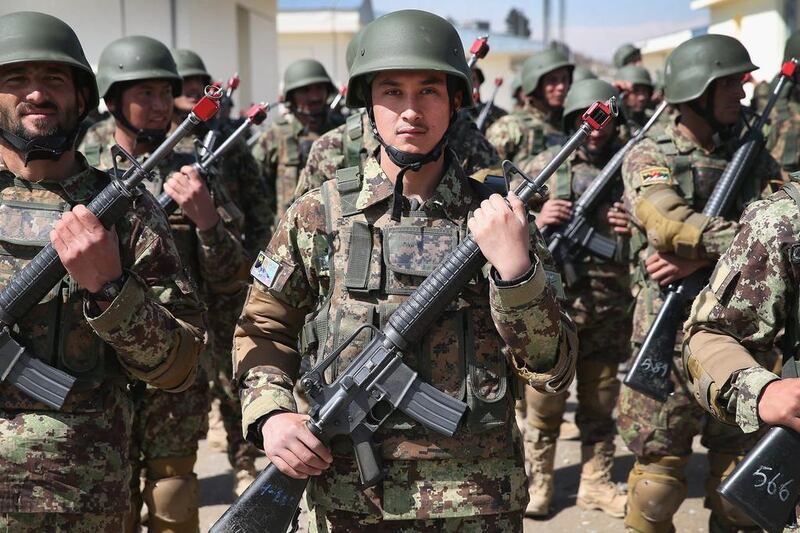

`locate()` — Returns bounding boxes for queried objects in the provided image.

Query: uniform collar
[355,152,476,221]
[0,152,107,204]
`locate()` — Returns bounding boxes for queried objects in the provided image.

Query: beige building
[0,0,279,115]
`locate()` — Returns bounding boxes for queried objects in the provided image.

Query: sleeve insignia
[639,166,672,187]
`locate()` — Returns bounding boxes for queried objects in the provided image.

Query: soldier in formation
[233,9,578,531]
[615,65,655,131]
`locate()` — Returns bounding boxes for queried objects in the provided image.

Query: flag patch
[639,166,672,186]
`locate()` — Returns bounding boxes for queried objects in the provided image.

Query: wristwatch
[90,273,127,303]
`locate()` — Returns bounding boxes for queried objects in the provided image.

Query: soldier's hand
[535,198,572,229]
[50,204,123,294]
[469,192,532,280]
[758,379,800,432]
[645,251,710,286]
[262,412,333,479]
[607,202,631,235]
[164,165,220,231]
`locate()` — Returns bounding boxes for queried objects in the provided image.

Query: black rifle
[0,90,221,409]
[475,77,503,131]
[544,100,668,286]
[624,59,798,402]
[209,98,618,533]
[157,102,269,215]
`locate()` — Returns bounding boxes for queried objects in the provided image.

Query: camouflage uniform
[767,93,800,180]
[251,112,341,219]
[467,102,507,132]
[485,102,564,168]
[294,110,500,200]
[0,152,205,527]
[80,118,248,531]
[234,153,578,528]
[618,117,783,532]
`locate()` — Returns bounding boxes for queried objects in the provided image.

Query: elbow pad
[635,186,710,259]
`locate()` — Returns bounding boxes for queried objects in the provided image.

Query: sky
[372,0,710,61]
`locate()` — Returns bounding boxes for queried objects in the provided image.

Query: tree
[506,8,531,38]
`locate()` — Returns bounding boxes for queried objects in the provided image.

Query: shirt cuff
[85,272,145,334]
[732,366,781,434]
[240,369,298,440]
[489,256,545,311]
[196,217,227,246]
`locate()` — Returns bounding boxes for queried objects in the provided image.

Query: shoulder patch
[639,166,672,187]
[250,251,294,292]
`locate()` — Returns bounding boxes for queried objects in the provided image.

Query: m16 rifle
[475,77,504,131]
[209,97,617,533]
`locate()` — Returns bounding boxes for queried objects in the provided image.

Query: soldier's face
[174,75,207,112]
[291,83,329,115]
[709,74,746,125]
[540,67,571,108]
[575,113,615,151]
[0,62,84,140]
[112,80,174,131]
[624,84,652,113]
[371,70,459,154]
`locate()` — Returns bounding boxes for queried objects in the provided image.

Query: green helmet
[346,10,472,108]
[0,11,98,111]
[572,65,597,83]
[172,49,211,83]
[664,34,756,104]
[562,79,618,130]
[784,31,800,62]
[346,30,363,73]
[283,59,335,99]
[521,49,574,96]
[616,65,653,88]
[96,35,182,100]
[613,43,641,68]
[510,76,522,97]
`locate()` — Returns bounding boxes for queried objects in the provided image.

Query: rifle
[200,74,240,153]
[330,84,347,110]
[157,102,269,216]
[543,100,668,286]
[624,59,798,402]
[209,97,617,533]
[467,35,489,69]
[475,77,504,131]
[0,90,221,410]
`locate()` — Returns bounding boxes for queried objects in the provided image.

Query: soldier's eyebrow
[377,76,445,87]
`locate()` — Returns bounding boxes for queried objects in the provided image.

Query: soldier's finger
[281,448,324,477]
[180,165,201,181]
[507,192,526,223]
[270,455,309,480]
[164,181,187,202]
[288,440,330,471]
[57,212,86,243]
[50,229,69,254]
[71,204,104,234]
[297,427,333,463]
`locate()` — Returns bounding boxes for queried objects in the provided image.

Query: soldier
[617,34,783,533]
[469,66,507,131]
[510,75,525,111]
[613,43,642,69]
[486,49,573,167]
[519,79,630,518]
[294,33,500,200]
[615,65,655,131]
[233,9,577,531]
[171,48,267,496]
[251,58,341,218]
[79,36,249,532]
[0,11,204,532]
[766,31,800,178]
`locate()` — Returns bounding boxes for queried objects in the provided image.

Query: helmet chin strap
[110,108,167,147]
[0,127,77,165]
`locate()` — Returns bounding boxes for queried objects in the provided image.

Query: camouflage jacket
[467,102,508,132]
[622,117,783,348]
[251,112,339,219]
[0,154,205,513]
[684,181,800,433]
[80,118,249,297]
[234,155,577,519]
[295,110,500,200]
[767,95,800,179]
[485,101,563,167]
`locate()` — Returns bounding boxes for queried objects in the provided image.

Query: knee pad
[143,474,199,530]
[525,388,568,432]
[626,456,688,533]
[705,452,758,528]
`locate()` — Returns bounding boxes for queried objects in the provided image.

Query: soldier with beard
[518,79,631,518]
[0,12,205,532]
[251,59,342,218]
[80,36,249,532]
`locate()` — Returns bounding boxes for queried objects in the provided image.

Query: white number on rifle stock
[752,465,794,502]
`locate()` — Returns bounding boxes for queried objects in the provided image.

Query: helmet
[616,65,653,88]
[346,31,361,73]
[664,34,756,104]
[346,9,472,108]
[562,79,618,130]
[784,31,800,62]
[572,65,597,83]
[613,43,641,68]
[172,49,211,83]
[521,49,574,96]
[96,36,182,100]
[0,11,98,110]
[510,76,522,97]
[283,59,336,98]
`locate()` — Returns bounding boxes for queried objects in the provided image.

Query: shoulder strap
[343,113,365,168]
[334,165,363,216]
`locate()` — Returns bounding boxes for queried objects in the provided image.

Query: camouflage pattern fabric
[234,154,577,520]
[485,102,563,167]
[767,96,800,180]
[251,112,340,219]
[466,102,508,132]
[307,507,524,532]
[684,182,800,433]
[0,154,205,514]
[0,512,123,532]
[295,110,500,200]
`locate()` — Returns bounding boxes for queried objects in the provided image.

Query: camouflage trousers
[0,512,123,532]
[307,507,524,533]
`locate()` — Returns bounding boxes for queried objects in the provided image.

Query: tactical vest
[342,112,368,169]
[299,165,512,442]
[0,173,124,412]
[275,117,318,216]
[513,110,564,159]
